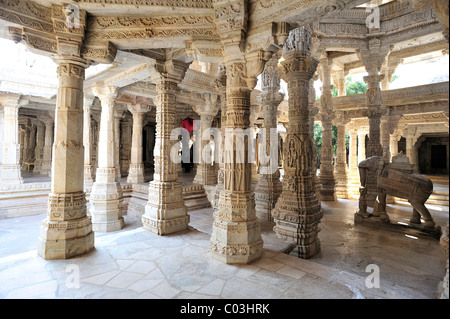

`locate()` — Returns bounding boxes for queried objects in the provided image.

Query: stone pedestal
[90,86,125,232]
[271,26,323,259]
[142,60,190,235]
[38,56,94,260]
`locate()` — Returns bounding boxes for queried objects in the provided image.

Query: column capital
[148,59,190,85]
[127,103,152,115]
[91,86,119,105]
[193,93,220,118]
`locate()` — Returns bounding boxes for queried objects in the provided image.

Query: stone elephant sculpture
[357,156,435,228]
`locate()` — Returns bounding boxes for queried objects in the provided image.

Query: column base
[127,164,145,184]
[210,219,263,264]
[255,174,282,222]
[0,164,23,184]
[84,165,95,188]
[37,192,94,260]
[272,177,323,259]
[319,174,336,201]
[90,179,125,233]
[210,192,263,264]
[142,180,189,235]
[40,162,52,176]
[194,165,217,186]
[335,171,349,199]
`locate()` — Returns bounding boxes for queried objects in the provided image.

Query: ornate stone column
[334,122,349,198]
[213,69,227,210]
[357,131,367,163]
[319,56,336,201]
[0,94,23,184]
[348,128,359,196]
[142,59,190,235]
[83,97,95,188]
[127,103,151,184]
[210,60,264,264]
[37,56,94,260]
[33,120,45,173]
[272,26,323,259]
[193,94,220,186]
[309,75,321,201]
[255,54,284,222]
[90,86,125,232]
[40,116,54,176]
[114,111,123,181]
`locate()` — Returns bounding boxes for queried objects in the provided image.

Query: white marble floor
[0,198,447,299]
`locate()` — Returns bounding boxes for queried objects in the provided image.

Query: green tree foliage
[345,76,368,95]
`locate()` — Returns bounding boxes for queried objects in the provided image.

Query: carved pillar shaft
[90,86,125,232]
[390,133,399,158]
[214,75,227,210]
[319,57,336,201]
[272,26,322,259]
[194,113,217,185]
[210,61,263,264]
[142,75,189,235]
[33,121,45,173]
[40,118,53,176]
[114,112,122,181]
[358,132,366,163]
[83,99,94,188]
[127,106,148,184]
[255,55,284,222]
[0,96,23,184]
[334,124,348,198]
[364,75,384,158]
[38,57,94,260]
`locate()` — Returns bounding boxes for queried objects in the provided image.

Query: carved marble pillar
[272,26,323,259]
[38,56,94,260]
[390,133,399,159]
[90,86,125,232]
[213,70,227,210]
[28,120,36,165]
[210,61,263,264]
[357,131,367,163]
[348,129,359,196]
[334,123,349,199]
[255,55,283,222]
[40,117,53,176]
[114,111,122,181]
[319,56,336,201]
[0,95,23,184]
[309,76,321,200]
[193,94,220,186]
[33,120,45,173]
[127,104,150,184]
[83,97,95,188]
[142,60,190,235]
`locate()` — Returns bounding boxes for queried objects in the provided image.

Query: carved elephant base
[354,212,442,240]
